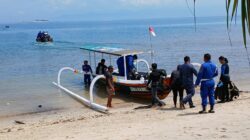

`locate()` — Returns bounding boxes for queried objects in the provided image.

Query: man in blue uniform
[117,55,137,78]
[180,56,197,109]
[195,53,218,114]
[82,60,93,86]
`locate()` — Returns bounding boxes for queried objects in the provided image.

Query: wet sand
[1,90,250,140]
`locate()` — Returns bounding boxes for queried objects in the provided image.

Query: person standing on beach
[218,56,230,103]
[82,60,93,86]
[147,63,166,107]
[105,66,115,108]
[180,56,197,109]
[170,65,183,108]
[195,53,218,114]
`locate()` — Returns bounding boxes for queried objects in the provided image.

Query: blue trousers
[84,74,91,86]
[182,85,195,107]
[200,80,215,106]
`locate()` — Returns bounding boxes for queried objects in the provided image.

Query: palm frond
[226,0,250,48]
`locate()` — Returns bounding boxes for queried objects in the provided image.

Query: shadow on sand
[177,112,201,116]
[158,107,183,111]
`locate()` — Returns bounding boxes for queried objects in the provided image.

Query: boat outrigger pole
[52,67,108,113]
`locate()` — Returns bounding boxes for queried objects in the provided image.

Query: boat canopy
[80,47,147,56]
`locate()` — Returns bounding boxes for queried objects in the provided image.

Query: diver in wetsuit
[170,65,183,108]
[195,53,218,114]
[147,63,166,107]
[218,56,230,103]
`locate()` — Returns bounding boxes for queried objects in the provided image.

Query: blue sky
[0,0,226,23]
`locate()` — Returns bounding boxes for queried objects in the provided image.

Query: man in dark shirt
[96,59,107,75]
[105,66,115,108]
[180,56,198,109]
[147,63,166,107]
[82,60,93,86]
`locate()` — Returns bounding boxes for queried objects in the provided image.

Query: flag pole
[149,28,154,64]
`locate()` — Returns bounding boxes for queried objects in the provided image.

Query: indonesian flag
[149,26,156,37]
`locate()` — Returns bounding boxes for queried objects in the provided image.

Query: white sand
[1,92,250,140]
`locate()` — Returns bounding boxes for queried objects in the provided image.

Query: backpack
[229,81,240,100]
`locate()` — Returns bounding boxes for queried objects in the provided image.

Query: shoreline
[1,92,250,140]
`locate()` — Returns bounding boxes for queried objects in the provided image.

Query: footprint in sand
[196,134,202,137]
[220,135,229,138]
[220,128,227,132]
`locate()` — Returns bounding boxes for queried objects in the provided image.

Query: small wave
[33,42,54,47]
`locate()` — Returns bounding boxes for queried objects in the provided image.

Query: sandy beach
[1,90,250,140]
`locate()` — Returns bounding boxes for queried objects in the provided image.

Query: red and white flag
[149,26,156,37]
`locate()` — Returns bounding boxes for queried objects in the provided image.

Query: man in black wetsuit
[170,65,183,108]
[147,63,166,107]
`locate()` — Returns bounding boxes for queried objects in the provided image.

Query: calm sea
[0,17,249,117]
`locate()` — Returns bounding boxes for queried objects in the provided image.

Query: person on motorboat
[117,55,138,78]
[129,55,139,80]
[170,65,183,108]
[36,31,53,42]
[180,56,197,109]
[105,66,115,108]
[96,59,107,75]
[195,53,218,114]
[37,31,42,38]
[218,56,230,103]
[147,63,166,107]
[82,60,93,86]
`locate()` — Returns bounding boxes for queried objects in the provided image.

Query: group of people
[81,59,108,86]
[82,53,231,111]
[169,53,230,113]
[81,59,115,107]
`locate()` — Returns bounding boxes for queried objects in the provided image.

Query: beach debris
[14,120,25,125]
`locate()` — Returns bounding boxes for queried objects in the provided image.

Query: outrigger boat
[53,47,172,112]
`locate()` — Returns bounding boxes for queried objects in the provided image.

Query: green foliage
[226,0,250,47]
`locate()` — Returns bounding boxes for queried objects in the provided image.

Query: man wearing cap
[105,66,115,108]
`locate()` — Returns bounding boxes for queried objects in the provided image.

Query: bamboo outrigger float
[53,47,172,112]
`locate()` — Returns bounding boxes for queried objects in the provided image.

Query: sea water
[0,17,249,117]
